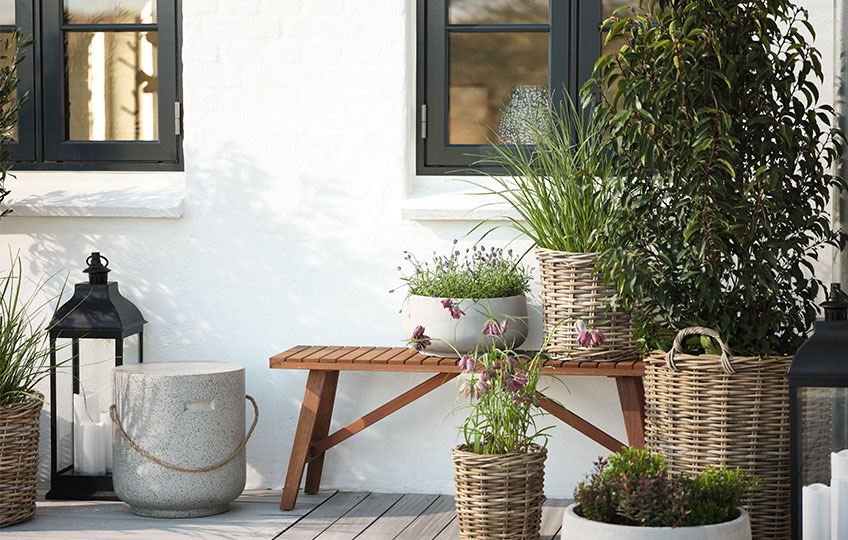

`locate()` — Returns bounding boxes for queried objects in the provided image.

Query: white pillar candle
[79,419,106,475]
[833,450,848,540]
[803,483,831,540]
[100,411,112,473]
[72,392,99,473]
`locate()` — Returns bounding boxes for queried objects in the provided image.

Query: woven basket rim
[534,247,599,257]
[1,391,44,412]
[452,443,547,458]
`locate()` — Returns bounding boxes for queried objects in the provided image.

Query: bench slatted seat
[270,345,646,511]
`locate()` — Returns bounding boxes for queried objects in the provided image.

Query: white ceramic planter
[561,504,751,540]
[402,294,528,356]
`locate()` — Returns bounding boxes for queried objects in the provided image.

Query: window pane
[1,31,18,141]
[64,0,156,24]
[0,0,14,25]
[449,0,547,24]
[449,32,548,145]
[66,31,159,141]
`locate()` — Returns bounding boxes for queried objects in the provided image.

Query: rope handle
[109,394,259,473]
[665,327,735,375]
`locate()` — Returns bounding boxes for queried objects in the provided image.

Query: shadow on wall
[1,143,413,489]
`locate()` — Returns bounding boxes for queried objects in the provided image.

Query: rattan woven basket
[644,327,791,539]
[0,394,43,528]
[535,247,636,362]
[451,444,546,540]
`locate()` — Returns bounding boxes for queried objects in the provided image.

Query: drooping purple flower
[449,304,465,319]
[507,354,519,368]
[441,298,453,309]
[459,381,474,399]
[508,371,529,393]
[482,319,508,336]
[458,354,476,372]
[475,379,489,396]
[574,320,587,333]
[591,329,606,347]
[411,325,431,351]
[575,320,592,347]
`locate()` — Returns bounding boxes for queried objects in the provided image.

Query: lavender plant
[396,240,532,299]
[574,447,758,527]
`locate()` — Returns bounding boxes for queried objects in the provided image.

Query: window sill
[401,179,520,222]
[3,171,185,218]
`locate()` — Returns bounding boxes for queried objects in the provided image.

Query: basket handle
[110,394,259,473]
[665,327,735,375]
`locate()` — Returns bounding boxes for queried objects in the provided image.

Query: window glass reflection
[449,0,548,25]
[64,0,156,24]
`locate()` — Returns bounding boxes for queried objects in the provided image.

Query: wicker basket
[535,247,636,362]
[644,327,791,540]
[452,444,546,540]
[0,394,43,528]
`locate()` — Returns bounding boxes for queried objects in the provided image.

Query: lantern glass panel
[54,339,75,473]
[122,333,141,365]
[800,386,848,486]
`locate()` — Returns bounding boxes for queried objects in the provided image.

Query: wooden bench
[269,345,646,511]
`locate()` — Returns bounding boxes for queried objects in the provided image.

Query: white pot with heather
[566,448,754,540]
[396,241,531,356]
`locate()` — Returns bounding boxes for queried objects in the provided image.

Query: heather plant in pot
[565,448,756,540]
[469,93,636,363]
[591,0,845,535]
[397,241,532,356]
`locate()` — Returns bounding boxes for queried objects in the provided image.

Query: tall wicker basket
[644,327,792,539]
[535,247,636,362]
[451,445,546,540]
[0,394,43,528]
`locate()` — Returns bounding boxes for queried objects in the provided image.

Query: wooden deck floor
[5,490,570,539]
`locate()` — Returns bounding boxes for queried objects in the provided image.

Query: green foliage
[0,30,33,219]
[685,465,759,526]
[0,253,66,406]
[467,92,618,252]
[574,448,758,527]
[397,242,532,299]
[591,0,846,355]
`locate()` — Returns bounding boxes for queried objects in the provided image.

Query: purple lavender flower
[411,325,431,351]
[458,354,476,372]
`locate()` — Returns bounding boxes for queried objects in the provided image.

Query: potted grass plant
[565,448,756,540]
[469,94,636,363]
[592,1,845,536]
[0,255,64,528]
[396,241,532,355]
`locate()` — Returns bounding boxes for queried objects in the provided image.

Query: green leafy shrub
[592,0,846,355]
[396,241,532,299]
[0,29,32,219]
[574,448,757,527]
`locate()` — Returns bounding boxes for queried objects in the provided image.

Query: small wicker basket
[535,247,636,362]
[644,327,791,539]
[451,444,546,540]
[0,394,43,528]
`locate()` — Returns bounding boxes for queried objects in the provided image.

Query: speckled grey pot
[112,362,247,518]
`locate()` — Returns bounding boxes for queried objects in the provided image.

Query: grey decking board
[431,516,458,539]
[314,493,403,540]
[393,494,456,540]
[275,491,369,540]
[354,494,438,540]
[540,499,570,540]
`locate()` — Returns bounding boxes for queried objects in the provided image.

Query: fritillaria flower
[441,298,453,309]
[508,371,529,393]
[458,354,476,372]
[483,319,508,336]
[591,329,606,346]
[449,305,465,319]
[475,379,489,396]
[575,320,605,348]
[411,325,431,351]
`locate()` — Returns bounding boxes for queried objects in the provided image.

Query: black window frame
[5,0,182,171]
[416,0,604,175]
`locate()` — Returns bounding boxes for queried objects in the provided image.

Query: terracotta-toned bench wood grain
[269,345,646,510]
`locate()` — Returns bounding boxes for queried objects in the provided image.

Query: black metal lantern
[788,283,848,539]
[46,253,146,500]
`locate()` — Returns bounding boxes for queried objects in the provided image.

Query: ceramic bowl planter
[0,394,42,528]
[452,445,546,540]
[562,504,751,540]
[402,294,528,356]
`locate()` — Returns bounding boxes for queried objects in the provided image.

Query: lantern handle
[109,394,259,473]
[665,327,735,375]
[86,253,109,268]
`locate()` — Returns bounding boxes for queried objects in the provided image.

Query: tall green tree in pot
[592,1,845,537]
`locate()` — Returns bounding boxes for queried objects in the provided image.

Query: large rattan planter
[535,248,636,362]
[644,327,792,539]
[451,444,546,540]
[0,394,42,528]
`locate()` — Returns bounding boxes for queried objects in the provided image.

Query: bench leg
[304,371,338,494]
[615,376,646,449]
[280,370,338,510]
